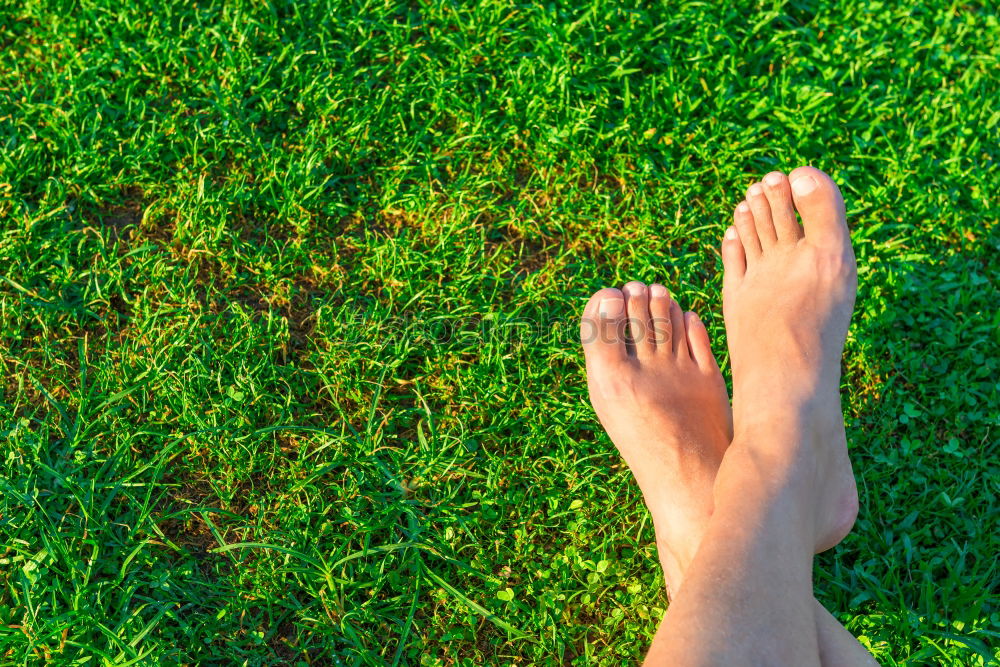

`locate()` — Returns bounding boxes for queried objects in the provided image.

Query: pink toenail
[737,202,750,213]
[765,173,783,186]
[748,184,763,197]
[725,226,738,240]
[599,297,625,318]
[792,175,818,195]
[650,284,668,297]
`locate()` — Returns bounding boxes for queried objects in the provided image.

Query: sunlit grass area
[1,1,997,663]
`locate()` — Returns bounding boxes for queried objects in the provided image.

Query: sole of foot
[720,166,859,552]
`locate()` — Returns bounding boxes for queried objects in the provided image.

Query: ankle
[732,397,844,451]
[712,442,821,548]
[731,363,843,415]
[714,440,801,495]
[657,546,685,599]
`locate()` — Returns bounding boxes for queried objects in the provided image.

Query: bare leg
[645,509,875,666]
[581,283,875,664]
[648,167,861,663]
[580,167,875,664]
[651,439,825,663]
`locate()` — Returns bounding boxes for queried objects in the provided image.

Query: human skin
[581,167,875,665]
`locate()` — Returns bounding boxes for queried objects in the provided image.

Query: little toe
[746,182,778,250]
[623,281,655,359]
[762,171,803,243]
[788,166,850,250]
[581,288,628,366]
[733,201,761,261]
[649,283,673,352]
[684,311,720,373]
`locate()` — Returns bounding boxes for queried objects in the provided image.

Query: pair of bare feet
[581,167,864,659]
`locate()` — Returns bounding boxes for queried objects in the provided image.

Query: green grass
[1,0,998,664]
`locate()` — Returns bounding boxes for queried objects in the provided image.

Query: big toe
[788,166,850,250]
[581,288,628,367]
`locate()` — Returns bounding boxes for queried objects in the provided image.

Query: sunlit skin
[582,167,876,665]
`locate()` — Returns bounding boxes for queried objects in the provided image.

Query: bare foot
[581,275,877,665]
[580,282,731,594]
[720,166,859,551]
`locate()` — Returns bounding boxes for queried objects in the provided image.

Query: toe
[762,171,803,243]
[649,283,673,351]
[684,311,720,373]
[623,281,654,359]
[788,166,850,250]
[581,288,628,366]
[733,201,761,261]
[668,297,689,359]
[721,225,746,294]
[746,182,778,250]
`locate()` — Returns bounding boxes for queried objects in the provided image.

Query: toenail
[650,284,668,297]
[791,175,818,195]
[736,202,749,213]
[748,184,763,197]
[764,173,783,187]
[599,296,625,318]
[725,226,738,240]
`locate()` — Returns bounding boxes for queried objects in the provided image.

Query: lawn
[1,0,998,664]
